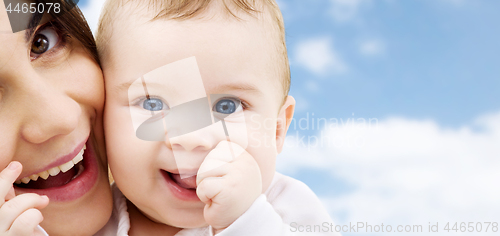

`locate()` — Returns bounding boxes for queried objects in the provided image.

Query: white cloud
[80,0,107,34]
[277,111,500,234]
[330,0,369,23]
[359,39,386,56]
[305,81,320,92]
[295,37,348,76]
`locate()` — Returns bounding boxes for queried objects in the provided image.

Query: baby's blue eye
[143,98,163,111]
[214,99,238,114]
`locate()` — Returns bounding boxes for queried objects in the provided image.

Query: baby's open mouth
[168,172,197,190]
[14,145,86,189]
[161,170,200,201]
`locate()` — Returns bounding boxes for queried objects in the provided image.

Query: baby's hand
[0,162,49,236]
[196,141,262,232]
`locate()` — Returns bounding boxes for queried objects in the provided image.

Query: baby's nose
[168,122,228,176]
[168,119,230,151]
[169,128,216,152]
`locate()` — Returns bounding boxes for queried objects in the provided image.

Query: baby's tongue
[171,174,197,189]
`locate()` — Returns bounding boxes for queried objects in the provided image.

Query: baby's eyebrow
[210,83,262,95]
[115,80,135,93]
[115,78,142,94]
[116,80,262,95]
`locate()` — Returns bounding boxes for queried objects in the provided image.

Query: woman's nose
[20,77,80,144]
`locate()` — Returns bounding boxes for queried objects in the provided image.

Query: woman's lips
[14,137,100,202]
[161,170,200,201]
[18,140,87,181]
[17,163,80,189]
[15,146,85,186]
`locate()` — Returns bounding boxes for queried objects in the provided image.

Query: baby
[96,0,339,235]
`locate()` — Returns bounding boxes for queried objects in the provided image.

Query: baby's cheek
[224,121,249,149]
[245,114,279,187]
[248,116,278,149]
[105,108,136,166]
[243,132,277,187]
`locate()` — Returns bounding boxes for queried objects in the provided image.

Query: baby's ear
[275,96,295,154]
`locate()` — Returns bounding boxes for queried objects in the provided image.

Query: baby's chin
[158,209,207,229]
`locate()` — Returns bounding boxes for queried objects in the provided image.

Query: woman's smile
[13,134,100,202]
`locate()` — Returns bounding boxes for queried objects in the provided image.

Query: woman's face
[0,5,112,236]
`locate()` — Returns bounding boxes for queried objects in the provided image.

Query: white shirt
[36,225,49,236]
[95,172,340,236]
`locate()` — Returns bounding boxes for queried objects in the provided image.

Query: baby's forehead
[105,28,278,88]
[101,3,284,106]
[99,0,279,65]
[115,56,264,100]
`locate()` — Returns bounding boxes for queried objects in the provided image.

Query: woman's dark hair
[46,1,100,65]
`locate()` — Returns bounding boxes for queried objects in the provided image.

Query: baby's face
[103,9,287,228]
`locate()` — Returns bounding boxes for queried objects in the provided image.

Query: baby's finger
[5,186,15,201]
[197,141,246,185]
[8,208,44,236]
[0,194,49,232]
[196,158,230,187]
[196,177,225,205]
[0,162,22,202]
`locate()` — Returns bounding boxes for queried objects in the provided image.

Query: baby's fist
[196,141,262,231]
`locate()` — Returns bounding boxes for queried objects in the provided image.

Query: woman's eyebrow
[24,12,45,42]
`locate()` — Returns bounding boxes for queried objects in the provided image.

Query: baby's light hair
[96,0,290,103]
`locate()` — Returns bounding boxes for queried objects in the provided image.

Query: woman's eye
[142,98,164,111]
[213,99,241,114]
[31,28,59,55]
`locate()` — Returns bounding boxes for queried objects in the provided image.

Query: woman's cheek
[0,119,17,165]
[82,67,105,111]
[63,48,105,112]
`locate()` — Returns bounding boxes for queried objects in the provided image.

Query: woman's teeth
[16,145,86,185]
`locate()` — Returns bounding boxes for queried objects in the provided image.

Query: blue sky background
[79,1,500,235]
[78,0,500,125]
[281,0,500,128]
